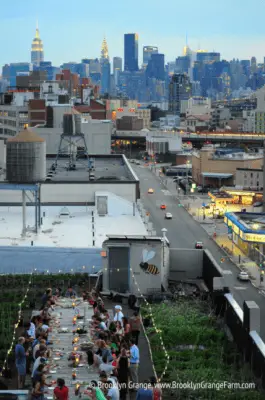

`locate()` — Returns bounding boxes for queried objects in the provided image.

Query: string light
[130,267,170,382]
[0,270,34,376]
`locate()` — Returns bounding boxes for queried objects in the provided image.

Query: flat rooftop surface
[46,156,137,182]
[0,205,147,248]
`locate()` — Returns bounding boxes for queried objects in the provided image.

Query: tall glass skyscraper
[143,46,158,68]
[124,34,139,72]
[31,22,44,66]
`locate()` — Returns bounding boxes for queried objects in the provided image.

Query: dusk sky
[1,0,265,67]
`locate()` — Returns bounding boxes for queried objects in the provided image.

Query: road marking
[258,290,265,297]
[161,190,172,196]
[233,286,247,290]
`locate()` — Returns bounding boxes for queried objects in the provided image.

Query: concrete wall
[202,249,223,290]
[32,119,111,155]
[102,238,170,295]
[96,191,137,217]
[169,248,203,280]
[212,290,265,389]
[0,183,138,204]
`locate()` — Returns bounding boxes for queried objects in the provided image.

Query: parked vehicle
[238,271,249,281]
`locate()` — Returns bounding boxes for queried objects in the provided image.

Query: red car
[160,204,166,210]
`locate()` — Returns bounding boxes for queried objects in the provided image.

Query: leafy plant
[142,299,263,399]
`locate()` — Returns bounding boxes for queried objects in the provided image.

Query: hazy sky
[2,0,265,67]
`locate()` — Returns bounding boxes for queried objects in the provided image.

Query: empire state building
[31,22,44,66]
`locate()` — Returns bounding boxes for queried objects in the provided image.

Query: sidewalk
[215,234,265,289]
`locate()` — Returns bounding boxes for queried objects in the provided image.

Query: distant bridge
[113,132,265,145]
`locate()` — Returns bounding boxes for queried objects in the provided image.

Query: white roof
[0,206,147,248]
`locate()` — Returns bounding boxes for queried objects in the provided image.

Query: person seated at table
[108,322,117,334]
[87,350,102,368]
[65,286,77,298]
[96,317,108,332]
[115,321,124,337]
[53,287,62,299]
[33,339,47,361]
[31,353,47,380]
[34,324,49,344]
[99,307,110,326]
[87,380,107,400]
[53,378,69,400]
[34,344,47,361]
[31,374,49,400]
[40,306,53,325]
[99,354,116,376]
[32,363,45,386]
[96,340,113,363]
[41,288,52,308]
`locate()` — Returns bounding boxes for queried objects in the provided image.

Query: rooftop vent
[59,207,70,216]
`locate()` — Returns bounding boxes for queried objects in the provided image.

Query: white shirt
[31,357,46,377]
[27,322,36,339]
[107,383,120,400]
[99,362,114,375]
[114,311,124,323]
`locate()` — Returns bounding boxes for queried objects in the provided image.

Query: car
[135,160,141,165]
[148,188,154,194]
[195,241,203,249]
[160,204,166,210]
[165,212,172,219]
[238,271,249,281]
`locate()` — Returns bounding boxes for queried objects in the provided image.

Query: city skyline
[1,0,265,67]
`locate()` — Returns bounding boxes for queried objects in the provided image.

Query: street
[133,163,265,340]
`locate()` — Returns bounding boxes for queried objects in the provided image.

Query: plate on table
[50,370,57,374]
[53,357,60,361]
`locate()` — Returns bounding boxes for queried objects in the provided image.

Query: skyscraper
[101,37,109,61]
[143,46,158,68]
[146,54,165,81]
[113,57,122,86]
[113,57,122,72]
[100,37,110,94]
[124,34,139,72]
[169,74,192,114]
[31,21,44,66]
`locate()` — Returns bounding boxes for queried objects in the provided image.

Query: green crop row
[143,299,264,400]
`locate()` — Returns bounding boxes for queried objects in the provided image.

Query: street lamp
[161,229,168,269]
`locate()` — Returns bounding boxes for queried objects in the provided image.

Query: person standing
[136,380,153,400]
[117,348,130,400]
[15,337,28,389]
[113,306,124,324]
[129,339,139,387]
[150,376,162,400]
[129,312,141,345]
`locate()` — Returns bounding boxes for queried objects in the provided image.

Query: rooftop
[226,212,265,234]
[0,205,147,249]
[209,191,233,199]
[46,155,138,182]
